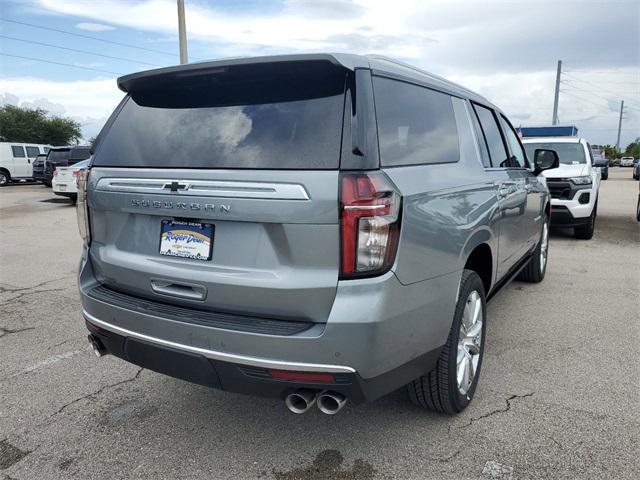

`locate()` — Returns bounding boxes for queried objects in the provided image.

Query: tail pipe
[317,391,347,415]
[285,389,318,414]
[88,334,107,357]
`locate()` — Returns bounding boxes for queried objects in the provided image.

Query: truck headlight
[570,176,592,185]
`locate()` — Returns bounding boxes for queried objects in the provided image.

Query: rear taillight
[72,170,79,177]
[340,172,401,278]
[53,169,58,176]
[76,169,91,243]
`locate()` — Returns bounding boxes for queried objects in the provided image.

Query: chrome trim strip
[95,178,310,200]
[83,310,356,374]
[343,204,386,211]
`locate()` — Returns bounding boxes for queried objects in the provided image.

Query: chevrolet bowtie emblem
[164,181,187,192]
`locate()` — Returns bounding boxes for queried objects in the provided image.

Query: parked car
[592,154,609,180]
[633,161,640,180]
[78,54,558,415]
[611,158,621,167]
[44,146,91,187]
[637,182,640,221]
[620,156,634,167]
[523,137,601,239]
[52,159,90,203]
[31,153,48,183]
[0,142,51,186]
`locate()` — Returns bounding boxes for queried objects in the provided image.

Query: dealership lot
[1,170,638,479]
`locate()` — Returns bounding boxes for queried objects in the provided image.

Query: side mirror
[533,149,560,175]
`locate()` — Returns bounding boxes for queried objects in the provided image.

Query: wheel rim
[457,290,483,395]
[0,173,6,185]
[540,221,549,274]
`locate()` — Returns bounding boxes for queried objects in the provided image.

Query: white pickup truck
[523,137,601,239]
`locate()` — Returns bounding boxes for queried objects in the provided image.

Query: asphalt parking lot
[1,169,638,480]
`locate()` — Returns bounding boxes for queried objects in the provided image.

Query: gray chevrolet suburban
[78,54,559,415]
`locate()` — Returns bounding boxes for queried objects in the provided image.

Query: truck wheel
[574,200,597,240]
[518,216,549,283]
[0,169,10,186]
[407,270,486,414]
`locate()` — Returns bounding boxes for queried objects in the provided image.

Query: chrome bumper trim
[82,310,356,374]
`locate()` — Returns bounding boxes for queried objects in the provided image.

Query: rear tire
[574,200,597,240]
[518,215,549,283]
[407,270,486,414]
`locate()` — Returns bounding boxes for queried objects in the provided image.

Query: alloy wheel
[456,290,483,395]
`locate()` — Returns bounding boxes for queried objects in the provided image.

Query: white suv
[523,137,600,239]
[620,157,635,167]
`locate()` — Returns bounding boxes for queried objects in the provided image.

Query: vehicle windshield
[524,142,586,165]
[93,70,346,170]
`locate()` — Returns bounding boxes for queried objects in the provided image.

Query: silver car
[78,54,557,415]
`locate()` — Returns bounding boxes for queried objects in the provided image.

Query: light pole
[177,0,188,64]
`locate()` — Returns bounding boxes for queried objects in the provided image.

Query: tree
[624,138,639,158]
[0,105,81,145]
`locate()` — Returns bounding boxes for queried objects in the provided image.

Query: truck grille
[547,181,572,200]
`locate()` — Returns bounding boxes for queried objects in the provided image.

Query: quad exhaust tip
[87,334,107,357]
[285,389,317,414]
[317,391,347,415]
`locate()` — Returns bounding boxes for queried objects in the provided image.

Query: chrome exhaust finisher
[88,334,107,357]
[317,391,347,415]
[285,389,318,414]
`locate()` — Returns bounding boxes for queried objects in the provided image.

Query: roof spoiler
[117,54,363,94]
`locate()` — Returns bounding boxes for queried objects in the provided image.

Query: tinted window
[472,105,508,168]
[46,149,71,162]
[11,146,25,158]
[93,73,345,170]
[26,146,41,157]
[524,142,586,165]
[373,77,459,167]
[69,147,91,161]
[498,115,528,168]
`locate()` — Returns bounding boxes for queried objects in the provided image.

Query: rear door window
[472,104,508,168]
[93,72,346,170]
[373,76,459,167]
[11,146,25,158]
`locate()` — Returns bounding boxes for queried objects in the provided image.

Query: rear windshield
[69,147,91,160]
[93,71,346,170]
[47,149,70,162]
[524,142,586,165]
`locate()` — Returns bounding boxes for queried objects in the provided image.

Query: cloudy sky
[1,0,638,147]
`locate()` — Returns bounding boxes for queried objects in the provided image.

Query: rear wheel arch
[463,243,493,295]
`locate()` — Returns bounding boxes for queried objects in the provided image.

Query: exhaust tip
[88,334,106,357]
[285,389,317,414]
[317,391,347,415]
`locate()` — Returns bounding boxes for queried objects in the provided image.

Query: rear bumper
[86,318,441,404]
[79,253,456,402]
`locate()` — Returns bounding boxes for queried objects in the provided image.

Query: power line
[0,18,177,58]
[0,52,124,75]
[0,34,160,67]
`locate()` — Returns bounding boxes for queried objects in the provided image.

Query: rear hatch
[88,60,349,324]
[45,148,71,176]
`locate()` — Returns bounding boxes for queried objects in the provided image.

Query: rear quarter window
[372,76,460,167]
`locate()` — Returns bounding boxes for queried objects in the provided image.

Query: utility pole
[552,60,562,125]
[177,0,188,64]
[615,100,625,151]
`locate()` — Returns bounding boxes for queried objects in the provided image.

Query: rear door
[471,104,528,278]
[11,145,29,177]
[88,63,348,323]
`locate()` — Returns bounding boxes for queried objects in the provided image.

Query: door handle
[498,187,511,197]
[150,279,207,301]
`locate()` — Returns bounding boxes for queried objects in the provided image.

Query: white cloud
[0,76,122,140]
[76,22,116,32]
